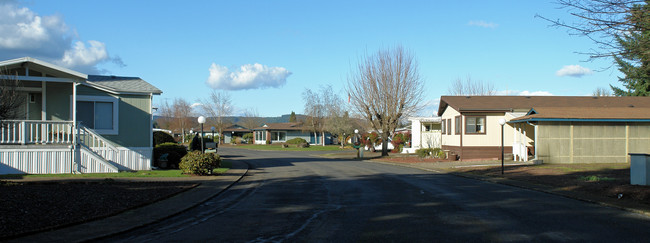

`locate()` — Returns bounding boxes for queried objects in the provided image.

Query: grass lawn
[236,144,352,151]
[0,160,233,179]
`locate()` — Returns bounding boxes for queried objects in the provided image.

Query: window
[447,119,451,135]
[75,95,119,135]
[271,131,287,142]
[441,120,446,134]
[455,116,461,135]
[423,123,432,132]
[465,116,486,134]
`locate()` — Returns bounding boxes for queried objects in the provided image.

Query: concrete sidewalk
[8,160,249,243]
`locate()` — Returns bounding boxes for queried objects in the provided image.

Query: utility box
[630,153,650,186]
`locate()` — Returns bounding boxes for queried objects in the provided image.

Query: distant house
[438,96,650,163]
[252,122,332,145]
[223,124,252,143]
[403,117,442,153]
[0,57,161,174]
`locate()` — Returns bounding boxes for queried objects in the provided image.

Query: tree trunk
[381,134,389,156]
[321,131,325,146]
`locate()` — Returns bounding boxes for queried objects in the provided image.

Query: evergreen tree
[611,2,650,96]
[289,111,297,122]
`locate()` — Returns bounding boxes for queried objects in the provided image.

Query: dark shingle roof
[253,122,304,131]
[87,75,162,94]
[511,107,650,122]
[438,96,650,116]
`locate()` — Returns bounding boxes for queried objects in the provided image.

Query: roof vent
[466,96,471,99]
[593,96,598,99]
[629,104,635,108]
[526,96,531,99]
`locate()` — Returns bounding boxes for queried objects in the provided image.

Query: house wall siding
[440,108,461,146]
[103,94,151,147]
[537,122,650,163]
[45,82,72,121]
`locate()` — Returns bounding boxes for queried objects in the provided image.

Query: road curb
[9,160,250,243]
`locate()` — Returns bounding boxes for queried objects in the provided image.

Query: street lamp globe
[498,118,506,126]
[354,129,359,134]
[198,116,206,124]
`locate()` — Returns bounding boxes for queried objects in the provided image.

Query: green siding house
[0,57,162,174]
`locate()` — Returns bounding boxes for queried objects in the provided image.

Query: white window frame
[271,131,287,142]
[72,95,119,135]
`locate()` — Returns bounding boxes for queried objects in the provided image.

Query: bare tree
[240,108,262,130]
[201,91,234,144]
[447,76,496,96]
[303,86,337,146]
[0,69,25,121]
[593,87,613,96]
[347,45,425,156]
[172,98,194,143]
[323,89,354,148]
[156,99,174,131]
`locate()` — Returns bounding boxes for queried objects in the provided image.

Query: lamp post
[498,118,506,174]
[198,116,206,153]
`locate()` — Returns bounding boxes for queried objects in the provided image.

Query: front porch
[0,120,149,174]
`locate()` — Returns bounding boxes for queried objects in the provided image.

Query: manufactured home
[0,57,161,174]
[438,96,650,163]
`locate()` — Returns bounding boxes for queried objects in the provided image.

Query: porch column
[41,81,46,121]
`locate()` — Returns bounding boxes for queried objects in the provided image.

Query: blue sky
[1,0,619,117]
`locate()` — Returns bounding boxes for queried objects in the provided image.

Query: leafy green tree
[611,2,650,96]
[289,111,297,122]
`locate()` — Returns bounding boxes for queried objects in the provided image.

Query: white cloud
[59,40,108,67]
[468,20,498,28]
[496,90,554,96]
[191,102,202,108]
[0,2,117,73]
[556,65,593,77]
[206,63,292,90]
[517,90,553,96]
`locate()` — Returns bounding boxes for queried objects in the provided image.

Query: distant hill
[154,114,309,128]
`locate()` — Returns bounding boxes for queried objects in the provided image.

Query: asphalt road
[105,147,650,242]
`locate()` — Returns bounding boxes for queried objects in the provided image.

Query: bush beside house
[153,131,176,146]
[179,151,221,175]
[153,142,188,169]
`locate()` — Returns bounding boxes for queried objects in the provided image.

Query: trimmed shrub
[266,140,272,145]
[153,142,188,169]
[286,137,308,145]
[190,136,213,152]
[179,151,222,175]
[297,142,310,148]
[415,148,435,158]
[242,133,254,144]
[153,131,176,146]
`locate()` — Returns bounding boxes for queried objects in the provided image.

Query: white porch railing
[77,124,119,165]
[1,120,74,144]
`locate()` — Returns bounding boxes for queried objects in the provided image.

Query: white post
[523,129,528,162]
[20,120,26,145]
[42,81,47,121]
[72,82,78,173]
